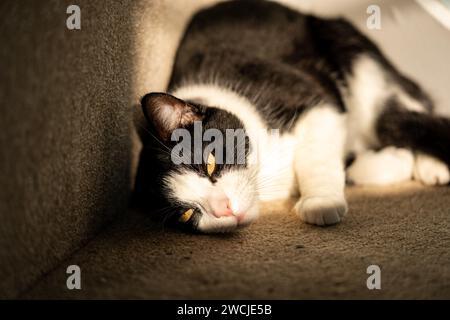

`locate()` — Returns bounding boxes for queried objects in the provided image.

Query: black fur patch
[377,98,450,165]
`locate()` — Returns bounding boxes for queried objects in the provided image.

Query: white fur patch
[413,153,450,186]
[293,105,348,225]
[344,55,390,153]
[294,105,347,196]
[344,55,427,155]
[164,170,212,206]
[256,132,297,201]
[347,147,414,186]
[173,84,266,137]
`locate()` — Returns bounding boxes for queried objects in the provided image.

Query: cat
[133,0,450,233]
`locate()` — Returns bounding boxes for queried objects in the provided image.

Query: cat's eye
[179,208,194,223]
[206,153,216,176]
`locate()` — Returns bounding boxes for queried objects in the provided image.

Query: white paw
[347,147,414,186]
[295,196,348,226]
[413,154,450,186]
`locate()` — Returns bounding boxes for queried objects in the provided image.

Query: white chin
[197,208,259,233]
[197,215,238,233]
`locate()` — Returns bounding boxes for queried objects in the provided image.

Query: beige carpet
[24,183,450,299]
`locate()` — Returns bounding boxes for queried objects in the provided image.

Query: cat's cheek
[237,204,260,228]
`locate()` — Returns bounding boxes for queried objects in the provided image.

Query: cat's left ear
[141,92,202,141]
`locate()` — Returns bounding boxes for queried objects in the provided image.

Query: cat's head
[138,92,259,233]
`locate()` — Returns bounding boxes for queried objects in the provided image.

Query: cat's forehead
[178,105,251,162]
[191,103,245,131]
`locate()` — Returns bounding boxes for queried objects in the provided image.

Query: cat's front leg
[293,105,348,226]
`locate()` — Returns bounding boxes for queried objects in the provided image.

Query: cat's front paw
[295,196,348,226]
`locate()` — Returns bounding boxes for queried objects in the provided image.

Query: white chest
[255,132,297,201]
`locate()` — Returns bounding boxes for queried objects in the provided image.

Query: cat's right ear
[141,92,202,141]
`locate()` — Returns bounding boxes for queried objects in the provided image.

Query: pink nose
[210,197,234,218]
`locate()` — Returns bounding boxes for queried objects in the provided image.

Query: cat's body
[134,0,450,232]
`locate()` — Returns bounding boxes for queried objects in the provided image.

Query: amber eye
[179,208,194,223]
[206,153,216,176]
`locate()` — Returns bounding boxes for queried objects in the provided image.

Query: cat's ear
[141,92,202,140]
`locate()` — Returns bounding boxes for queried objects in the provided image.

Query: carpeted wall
[0,0,134,298]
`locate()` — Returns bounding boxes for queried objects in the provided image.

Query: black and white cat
[134,0,450,233]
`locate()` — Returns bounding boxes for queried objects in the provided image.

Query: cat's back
[188,0,305,35]
[172,0,308,68]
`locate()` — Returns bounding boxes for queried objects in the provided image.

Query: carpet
[24,183,450,299]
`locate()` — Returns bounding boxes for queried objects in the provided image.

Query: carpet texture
[24,183,450,299]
